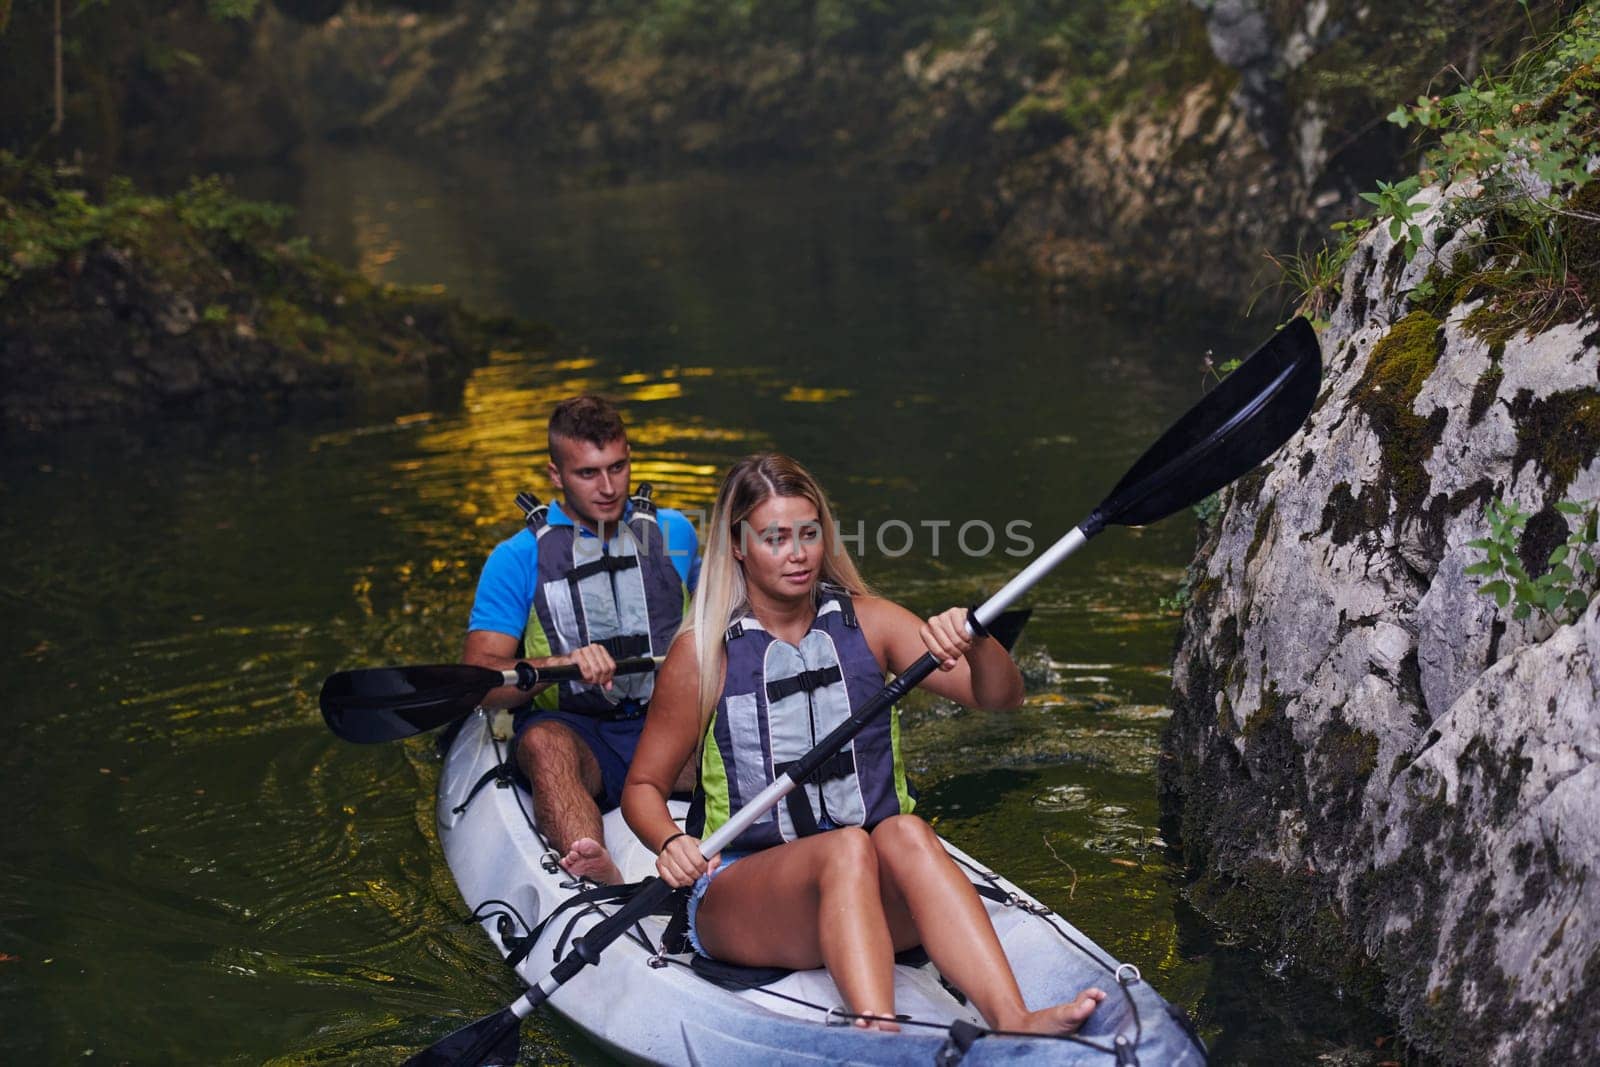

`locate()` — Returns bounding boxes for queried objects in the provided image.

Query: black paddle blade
[320,664,503,744]
[402,1006,522,1067]
[1095,316,1321,530]
[988,607,1032,652]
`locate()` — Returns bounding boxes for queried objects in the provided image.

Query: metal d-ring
[1116,962,1143,985]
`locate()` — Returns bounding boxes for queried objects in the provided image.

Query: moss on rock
[1318,479,1391,547]
[1355,310,1449,515]
[1509,387,1600,499]
[1245,498,1277,569]
[1468,345,1505,425]
[1240,682,1280,739]
[1562,179,1600,304]
[1533,58,1600,125]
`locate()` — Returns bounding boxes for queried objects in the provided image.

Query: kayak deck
[437,709,1206,1065]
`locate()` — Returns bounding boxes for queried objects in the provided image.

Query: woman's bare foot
[1003,988,1106,1034]
[560,837,622,884]
[851,1012,901,1033]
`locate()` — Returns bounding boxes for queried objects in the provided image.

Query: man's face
[549,434,631,531]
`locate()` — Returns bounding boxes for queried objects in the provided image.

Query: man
[463,395,699,884]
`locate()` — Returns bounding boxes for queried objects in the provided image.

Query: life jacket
[694,590,914,852]
[516,484,687,714]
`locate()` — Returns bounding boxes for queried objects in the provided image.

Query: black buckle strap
[773,751,856,838]
[661,890,692,955]
[596,633,651,661]
[971,882,1010,905]
[773,751,856,786]
[784,790,821,837]
[567,553,641,583]
[765,665,842,702]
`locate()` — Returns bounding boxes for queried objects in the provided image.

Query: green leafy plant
[1360,176,1428,261]
[1157,582,1191,614]
[0,160,296,297]
[172,176,291,247]
[1467,497,1599,625]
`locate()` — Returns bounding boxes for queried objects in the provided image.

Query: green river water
[1,148,1400,1064]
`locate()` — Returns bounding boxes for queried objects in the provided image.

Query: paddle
[320,657,662,744]
[986,605,1031,653]
[321,608,1033,746]
[403,317,1322,1067]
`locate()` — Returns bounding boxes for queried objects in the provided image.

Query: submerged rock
[1161,183,1600,1060]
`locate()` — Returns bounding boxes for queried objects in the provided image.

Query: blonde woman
[621,453,1104,1034]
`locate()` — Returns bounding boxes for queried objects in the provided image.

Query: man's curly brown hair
[548,395,627,466]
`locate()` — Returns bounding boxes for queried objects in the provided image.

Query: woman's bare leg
[694,827,902,1030]
[870,815,1105,1034]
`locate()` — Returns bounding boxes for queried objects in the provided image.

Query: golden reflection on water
[413,351,750,530]
[622,381,684,402]
[782,386,853,403]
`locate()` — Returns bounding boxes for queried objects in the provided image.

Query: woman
[622,453,1105,1034]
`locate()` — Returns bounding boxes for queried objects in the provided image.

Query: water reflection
[0,151,1399,1064]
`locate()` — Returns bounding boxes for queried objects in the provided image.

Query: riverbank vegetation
[0,155,546,431]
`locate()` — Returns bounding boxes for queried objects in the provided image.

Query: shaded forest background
[1,1,1578,304]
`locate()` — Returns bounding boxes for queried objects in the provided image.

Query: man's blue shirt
[468,500,700,639]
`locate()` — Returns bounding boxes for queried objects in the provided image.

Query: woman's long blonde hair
[684,453,872,736]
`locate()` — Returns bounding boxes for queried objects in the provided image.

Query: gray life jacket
[516,484,687,715]
[693,590,914,852]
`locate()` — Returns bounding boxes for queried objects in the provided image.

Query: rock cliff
[1160,181,1600,1060]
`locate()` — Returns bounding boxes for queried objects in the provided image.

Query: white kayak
[436,708,1208,1066]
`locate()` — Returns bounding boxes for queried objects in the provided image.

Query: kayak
[436,707,1208,1065]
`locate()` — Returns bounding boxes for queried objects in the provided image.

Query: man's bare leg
[517,720,622,884]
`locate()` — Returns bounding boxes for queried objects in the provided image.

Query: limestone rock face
[976,77,1297,307]
[1161,186,1600,1060]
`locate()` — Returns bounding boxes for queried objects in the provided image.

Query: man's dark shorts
[511,706,645,811]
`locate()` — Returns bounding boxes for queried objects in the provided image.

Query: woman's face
[734,494,825,604]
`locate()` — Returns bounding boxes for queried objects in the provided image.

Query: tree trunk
[50,0,64,135]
